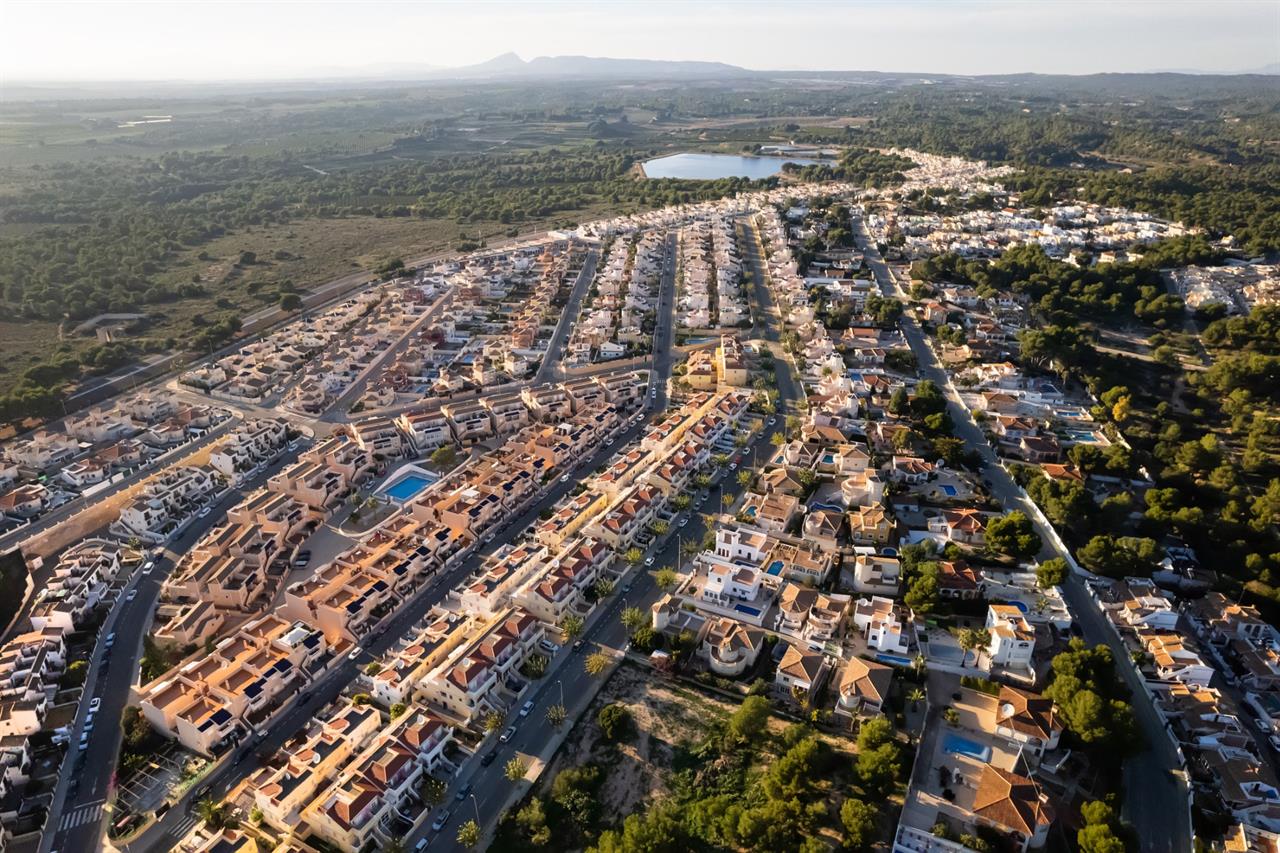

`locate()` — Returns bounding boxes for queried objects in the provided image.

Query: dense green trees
[985,511,1043,561]
[1045,640,1140,755]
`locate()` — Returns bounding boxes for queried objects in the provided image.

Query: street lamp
[469,792,480,823]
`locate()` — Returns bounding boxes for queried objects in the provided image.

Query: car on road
[348,647,361,661]
[623,582,634,593]
[89,697,101,712]
[293,551,311,568]
[520,700,535,718]
[480,749,499,767]
[766,417,776,426]
[455,783,473,801]
[198,506,211,518]
[141,561,155,575]
[431,809,451,831]
[729,462,738,471]
[103,632,116,649]
[415,840,428,852]
[644,556,655,567]
[559,473,571,484]
[650,388,658,398]
[678,517,689,528]
[78,734,90,751]
[500,725,517,743]
[573,639,585,651]
[126,589,137,602]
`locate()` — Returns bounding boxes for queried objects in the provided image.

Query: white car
[89,697,102,712]
[729,463,738,472]
[644,556,655,567]
[141,561,155,575]
[126,589,137,602]
[198,506,211,518]
[519,700,535,718]
[348,648,362,661]
[678,517,689,528]
[560,473,571,484]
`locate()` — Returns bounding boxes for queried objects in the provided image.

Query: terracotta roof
[972,764,1054,837]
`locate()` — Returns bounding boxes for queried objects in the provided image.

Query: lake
[640,152,830,180]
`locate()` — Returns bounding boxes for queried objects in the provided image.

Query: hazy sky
[3,0,1277,81]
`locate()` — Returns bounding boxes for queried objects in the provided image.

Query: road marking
[58,800,105,831]
[169,813,199,839]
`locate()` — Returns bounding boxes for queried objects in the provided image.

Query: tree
[546,703,567,729]
[585,651,611,676]
[560,614,585,639]
[623,547,644,566]
[593,578,615,598]
[421,775,447,805]
[457,819,481,848]
[840,797,878,851]
[430,444,457,467]
[504,756,529,782]
[904,562,940,614]
[856,742,901,794]
[196,799,232,830]
[907,687,925,711]
[524,654,548,678]
[482,711,504,733]
[621,606,646,632]
[389,702,407,719]
[1036,557,1069,588]
[1076,534,1161,577]
[279,292,303,311]
[597,703,633,741]
[655,567,678,590]
[985,511,1042,561]
[737,469,753,487]
[728,695,771,742]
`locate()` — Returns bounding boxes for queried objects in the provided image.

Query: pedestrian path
[57,800,104,832]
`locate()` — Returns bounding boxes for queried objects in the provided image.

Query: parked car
[431,809,451,831]
[480,749,498,767]
[500,726,517,743]
[560,473,571,484]
[293,550,311,567]
[520,700,535,718]
[103,633,116,649]
[573,639,585,651]
[141,561,155,575]
[455,783,472,801]
[89,697,101,712]
[644,556,655,567]
[198,506,211,518]
[729,463,738,471]
[126,589,137,602]
[538,639,560,654]
[678,517,689,528]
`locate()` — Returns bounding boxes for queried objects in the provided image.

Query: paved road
[0,417,238,560]
[422,223,799,852]
[534,248,600,385]
[852,217,1191,853]
[40,441,310,853]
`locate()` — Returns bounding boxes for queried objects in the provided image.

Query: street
[851,216,1191,853]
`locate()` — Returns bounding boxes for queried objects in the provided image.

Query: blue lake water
[641,152,829,180]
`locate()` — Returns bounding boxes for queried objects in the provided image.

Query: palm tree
[195,798,230,830]
[620,606,645,632]
[420,775,447,805]
[482,711,504,734]
[383,838,407,853]
[912,654,928,679]
[956,628,976,668]
[971,629,991,667]
[546,703,567,729]
[504,756,529,782]
[655,567,678,590]
[559,614,585,639]
[907,688,925,712]
[457,819,481,849]
[585,651,611,676]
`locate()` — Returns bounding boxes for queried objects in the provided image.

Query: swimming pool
[765,560,784,576]
[939,484,957,497]
[809,502,843,513]
[943,732,992,763]
[384,474,433,503]
[822,453,835,465]
[735,604,762,617]
[876,653,913,667]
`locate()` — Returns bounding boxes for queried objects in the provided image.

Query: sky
[2,0,1277,81]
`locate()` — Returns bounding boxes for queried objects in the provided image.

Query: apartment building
[418,608,543,722]
[137,615,327,755]
[115,464,219,543]
[395,409,453,453]
[209,419,288,482]
[587,484,664,549]
[483,393,532,436]
[0,629,65,737]
[351,417,405,459]
[29,537,122,633]
[987,604,1036,671]
[853,596,913,656]
[441,401,494,445]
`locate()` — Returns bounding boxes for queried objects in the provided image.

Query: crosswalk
[58,800,104,832]
[167,813,199,839]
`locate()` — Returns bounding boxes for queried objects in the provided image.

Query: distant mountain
[435,53,751,80]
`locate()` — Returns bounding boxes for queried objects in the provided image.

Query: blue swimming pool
[939,484,957,496]
[943,733,992,763]
[765,560,784,576]
[810,502,843,513]
[876,653,913,667]
[822,453,835,465]
[384,474,433,503]
[735,604,762,617]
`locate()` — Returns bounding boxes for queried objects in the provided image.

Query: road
[118,237,674,852]
[851,216,1191,853]
[423,222,799,852]
[40,440,312,853]
[0,417,239,559]
[534,248,600,385]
